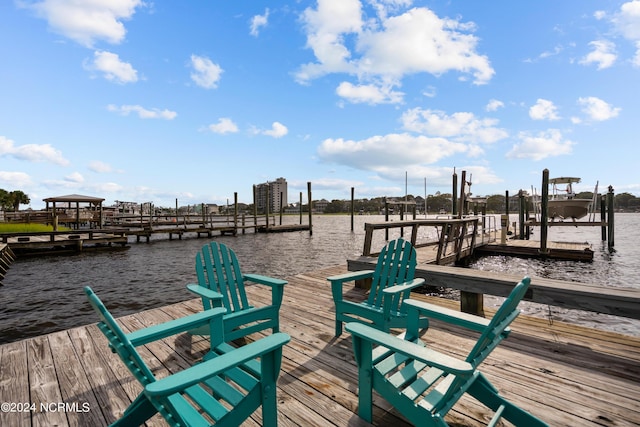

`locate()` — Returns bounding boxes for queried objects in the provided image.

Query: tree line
[322,191,640,214]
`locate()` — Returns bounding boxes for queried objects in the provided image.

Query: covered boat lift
[43,194,105,230]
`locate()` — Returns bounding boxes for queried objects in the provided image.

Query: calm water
[2,213,639,344]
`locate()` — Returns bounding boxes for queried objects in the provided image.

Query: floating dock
[0,230,128,257]
[1,265,638,426]
[475,238,594,261]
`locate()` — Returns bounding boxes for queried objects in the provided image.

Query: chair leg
[467,373,548,427]
[335,317,343,337]
[111,393,158,427]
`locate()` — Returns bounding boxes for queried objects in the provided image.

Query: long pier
[0,264,638,426]
[1,214,311,256]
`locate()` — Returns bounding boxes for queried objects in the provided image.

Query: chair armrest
[145,333,291,396]
[346,322,472,375]
[128,307,227,347]
[243,273,287,287]
[404,299,490,332]
[186,283,224,301]
[383,278,425,294]
[327,270,374,285]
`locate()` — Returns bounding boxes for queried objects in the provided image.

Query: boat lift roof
[549,177,581,184]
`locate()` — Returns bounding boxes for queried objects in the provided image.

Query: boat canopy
[549,177,581,184]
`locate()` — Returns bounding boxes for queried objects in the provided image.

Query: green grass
[0,223,70,233]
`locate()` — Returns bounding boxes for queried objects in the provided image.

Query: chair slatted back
[431,277,531,414]
[84,287,156,386]
[466,276,530,367]
[367,238,417,311]
[196,242,251,313]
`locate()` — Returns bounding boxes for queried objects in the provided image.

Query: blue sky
[1,1,639,209]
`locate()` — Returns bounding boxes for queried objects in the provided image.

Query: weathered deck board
[1,264,640,426]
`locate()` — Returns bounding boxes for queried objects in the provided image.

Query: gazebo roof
[43,194,105,204]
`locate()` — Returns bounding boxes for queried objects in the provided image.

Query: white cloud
[64,172,84,183]
[208,118,238,134]
[89,161,112,173]
[85,50,138,83]
[190,55,223,89]
[611,1,640,66]
[297,2,494,103]
[335,81,403,104]
[0,136,69,166]
[580,40,617,69]
[401,108,508,144]
[0,171,32,187]
[612,0,640,40]
[296,0,363,82]
[506,129,574,161]
[356,8,494,83]
[250,8,269,36]
[529,99,560,121]
[577,96,621,121]
[25,0,145,47]
[485,99,504,112]
[263,122,288,138]
[317,133,467,171]
[107,104,177,120]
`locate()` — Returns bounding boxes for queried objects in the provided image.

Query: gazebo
[43,194,105,230]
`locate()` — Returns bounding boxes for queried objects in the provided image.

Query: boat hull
[547,199,591,220]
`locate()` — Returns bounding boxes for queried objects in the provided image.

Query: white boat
[546,177,593,220]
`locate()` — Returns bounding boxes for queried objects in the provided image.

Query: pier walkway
[1,265,639,426]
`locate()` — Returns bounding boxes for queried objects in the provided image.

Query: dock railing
[363,216,494,265]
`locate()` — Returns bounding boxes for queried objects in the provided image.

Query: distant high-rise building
[255,177,287,213]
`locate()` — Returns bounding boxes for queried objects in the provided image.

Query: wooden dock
[475,239,594,261]
[1,230,129,256]
[0,243,16,285]
[1,265,639,426]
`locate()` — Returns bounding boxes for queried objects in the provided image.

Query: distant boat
[546,177,593,220]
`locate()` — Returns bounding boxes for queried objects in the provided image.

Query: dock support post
[384,198,389,241]
[504,190,510,235]
[299,192,303,225]
[307,182,313,236]
[279,192,283,225]
[452,170,458,216]
[253,185,258,233]
[600,195,607,241]
[350,187,355,232]
[265,184,270,232]
[607,186,615,249]
[234,192,238,236]
[540,169,549,256]
[461,292,484,317]
[518,190,525,240]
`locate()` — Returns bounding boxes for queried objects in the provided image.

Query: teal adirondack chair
[328,238,428,337]
[84,286,290,427]
[187,242,287,342]
[346,276,548,426]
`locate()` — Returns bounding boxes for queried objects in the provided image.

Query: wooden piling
[452,170,458,216]
[518,190,525,239]
[307,182,313,236]
[253,185,258,233]
[299,192,303,225]
[540,169,549,256]
[279,191,283,225]
[600,195,607,241]
[607,186,615,249]
[350,187,355,232]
